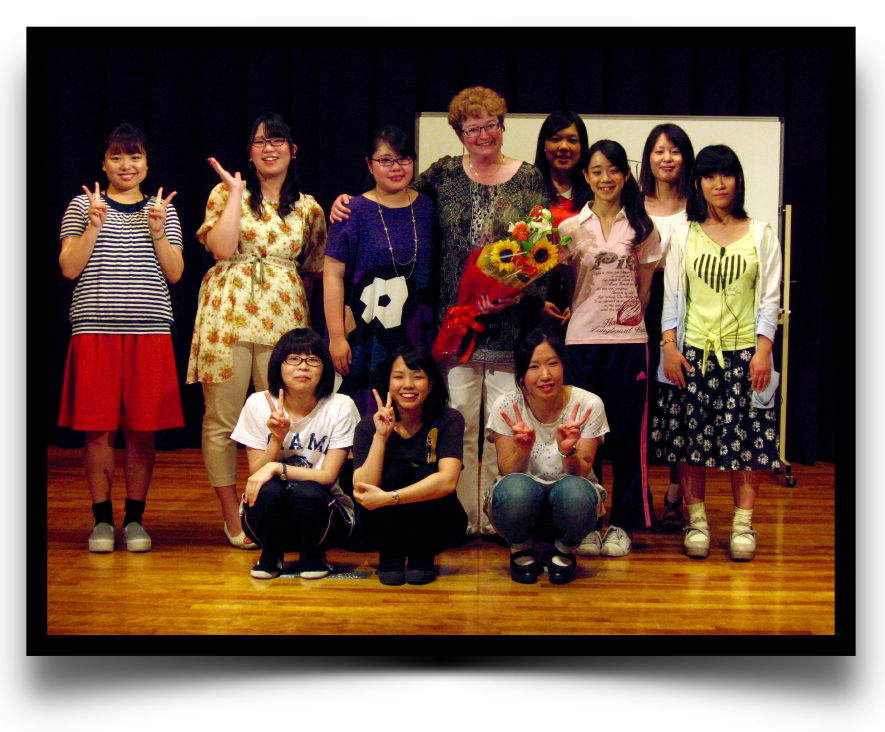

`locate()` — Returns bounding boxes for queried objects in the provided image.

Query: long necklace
[468,154,505,179]
[376,193,418,280]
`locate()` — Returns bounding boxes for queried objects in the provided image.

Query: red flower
[529,206,545,222]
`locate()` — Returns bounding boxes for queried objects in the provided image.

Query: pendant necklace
[376,192,418,280]
[468,154,505,179]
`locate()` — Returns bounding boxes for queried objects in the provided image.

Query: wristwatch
[391,490,400,505]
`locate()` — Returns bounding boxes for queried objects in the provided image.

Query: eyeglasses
[251,137,288,148]
[460,122,502,139]
[371,156,414,168]
[284,355,322,367]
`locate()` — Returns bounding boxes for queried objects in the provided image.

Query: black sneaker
[251,553,283,579]
[406,556,436,585]
[377,555,406,585]
[299,552,332,579]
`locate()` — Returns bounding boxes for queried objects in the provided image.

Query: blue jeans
[490,473,600,549]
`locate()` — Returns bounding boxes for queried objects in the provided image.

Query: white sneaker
[600,526,633,557]
[684,522,710,559]
[123,522,151,552]
[300,552,332,579]
[576,530,603,557]
[730,525,757,561]
[88,522,115,553]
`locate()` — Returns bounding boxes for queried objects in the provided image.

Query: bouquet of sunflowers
[432,205,572,363]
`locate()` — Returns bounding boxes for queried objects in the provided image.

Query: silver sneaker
[576,530,603,557]
[88,522,115,553]
[123,522,152,552]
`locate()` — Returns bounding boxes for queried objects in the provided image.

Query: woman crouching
[352,346,467,586]
[486,327,609,584]
[231,328,359,579]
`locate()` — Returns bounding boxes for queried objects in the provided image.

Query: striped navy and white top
[60,194,184,335]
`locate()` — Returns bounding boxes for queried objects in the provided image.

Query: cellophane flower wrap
[432,202,573,363]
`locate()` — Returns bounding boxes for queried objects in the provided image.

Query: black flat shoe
[547,553,577,585]
[377,556,406,586]
[510,548,540,584]
[663,495,686,531]
[406,556,436,585]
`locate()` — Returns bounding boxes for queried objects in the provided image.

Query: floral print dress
[186,183,326,384]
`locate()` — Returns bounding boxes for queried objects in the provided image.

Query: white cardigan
[656,218,782,387]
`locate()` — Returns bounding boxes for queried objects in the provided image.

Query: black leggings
[241,477,352,559]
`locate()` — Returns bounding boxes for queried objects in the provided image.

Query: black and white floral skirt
[649,346,781,471]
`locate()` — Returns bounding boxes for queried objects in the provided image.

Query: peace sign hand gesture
[82,183,108,230]
[555,403,593,456]
[372,389,396,440]
[265,389,291,444]
[207,157,245,195]
[500,403,536,449]
[148,187,177,238]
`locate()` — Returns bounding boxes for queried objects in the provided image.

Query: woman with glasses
[324,124,436,417]
[187,113,327,551]
[331,86,547,542]
[231,329,359,579]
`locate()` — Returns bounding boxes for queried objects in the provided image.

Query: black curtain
[37,27,851,464]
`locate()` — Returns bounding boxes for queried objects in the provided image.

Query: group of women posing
[58,84,782,585]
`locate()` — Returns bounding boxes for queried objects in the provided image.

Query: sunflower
[523,239,558,275]
[486,239,520,273]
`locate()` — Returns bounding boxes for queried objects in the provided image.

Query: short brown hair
[447,86,507,131]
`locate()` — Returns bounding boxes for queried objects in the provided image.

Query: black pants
[566,343,652,531]
[241,477,352,559]
[356,458,467,558]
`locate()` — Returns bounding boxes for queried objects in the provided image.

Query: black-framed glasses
[371,156,414,168]
[251,137,288,148]
[284,355,322,367]
[460,122,502,139]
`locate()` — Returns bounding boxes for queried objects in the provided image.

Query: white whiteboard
[416,113,784,239]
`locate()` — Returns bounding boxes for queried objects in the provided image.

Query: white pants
[201,341,273,487]
[445,361,516,535]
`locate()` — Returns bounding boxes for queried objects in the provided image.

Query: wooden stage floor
[46,447,835,636]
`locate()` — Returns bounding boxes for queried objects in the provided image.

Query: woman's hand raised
[500,403,535,449]
[148,187,177,239]
[556,403,592,456]
[207,157,244,195]
[82,182,108,230]
[371,389,396,440]
[265,389,291,444]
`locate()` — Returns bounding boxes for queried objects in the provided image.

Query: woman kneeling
[486,327,609,584]
[353,346,467,586]
[231,329,359,580]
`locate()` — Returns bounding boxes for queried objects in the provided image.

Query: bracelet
[150,231,166,241]
[558,445,577,458]
[660,338,677,347]
[280,463,289,482]
[391,490,399,505]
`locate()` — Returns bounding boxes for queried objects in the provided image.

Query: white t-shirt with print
[485,386,610,485]
[231,391,360,514]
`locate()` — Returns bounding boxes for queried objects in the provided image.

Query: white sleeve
[755,222,782,342]
[230,393,270,450]
[326,396,360,451]
[661,222,688,333]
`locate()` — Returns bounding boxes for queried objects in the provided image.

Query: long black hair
[639,123,695,200]
[267,328,335,400]
[686,144,749,222]
[382,344,448,425]
[533,110,592,213]
[587,139,656,248]
[245,112,301,220]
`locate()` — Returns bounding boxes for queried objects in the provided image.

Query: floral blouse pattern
[186,183,326,384]
[413,156,547,363]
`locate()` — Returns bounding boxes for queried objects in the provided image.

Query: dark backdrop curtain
[38,28,851,464]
